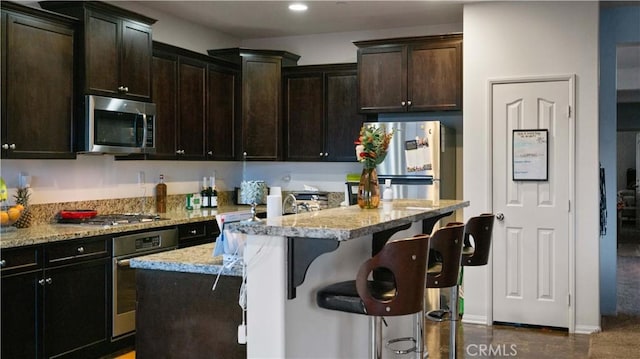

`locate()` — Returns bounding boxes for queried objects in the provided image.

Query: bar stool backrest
[426,223,465,289]
[355,234,430,317]
[462,213,495,266]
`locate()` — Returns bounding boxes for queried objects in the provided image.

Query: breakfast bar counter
[227,199,468,359]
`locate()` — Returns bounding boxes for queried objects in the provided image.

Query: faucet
[282,193,298,214]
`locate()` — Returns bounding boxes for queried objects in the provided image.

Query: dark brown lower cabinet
[136,269,245,359]
[1,270,40,358]
[0,237,111,359]
[44,259,110,358]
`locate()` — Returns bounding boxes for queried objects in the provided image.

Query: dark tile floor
[418,320,590,359]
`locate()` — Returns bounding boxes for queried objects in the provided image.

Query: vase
[357,167,380,209]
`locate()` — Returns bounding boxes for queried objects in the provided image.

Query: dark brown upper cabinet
[208,48,300,161]
[354,34,462,113]
[206,64,238,161]
[40,1,156,101]
[283,64,364,162]
[150,42,239,161]
[1,2,76,159]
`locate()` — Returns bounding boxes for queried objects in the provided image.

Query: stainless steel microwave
[78,95,156,154]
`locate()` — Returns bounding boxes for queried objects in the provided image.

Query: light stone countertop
[0,205,258,249]
[121,200,468,277]
[129,243,242,277]
[228,199,469,241]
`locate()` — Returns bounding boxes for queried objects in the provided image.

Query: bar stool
[458,213,495,316]
[424,222,465,358]
[316,234,430,359]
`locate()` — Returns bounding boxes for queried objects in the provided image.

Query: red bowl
[59,209,98,219]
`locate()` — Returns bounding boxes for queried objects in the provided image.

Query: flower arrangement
[354,125,395,169]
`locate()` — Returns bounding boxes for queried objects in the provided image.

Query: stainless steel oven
[112,228,177,338]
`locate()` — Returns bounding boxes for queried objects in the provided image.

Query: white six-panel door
[491,79,572,328]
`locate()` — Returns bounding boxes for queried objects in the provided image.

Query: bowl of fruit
[0,204,24,230]
[0,181,32,232]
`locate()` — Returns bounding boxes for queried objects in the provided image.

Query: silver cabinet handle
[243,152,247,156]
[208,151,213,155]
[407,100,412,106]
[0,259,6,267]
[39,279,45,286]
[190,229,197,235]
[324,152,328,157]
[496,213,505,221]
[1,144,8,150]
[401,101,406,106]
[45,278,52,285]
[118,86,129,93]
[9,144,15,150]
[77,246,84,254]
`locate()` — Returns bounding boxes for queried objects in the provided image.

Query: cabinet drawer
[0,246,42,275]
[46,237,110,265]
[178,221,220,248]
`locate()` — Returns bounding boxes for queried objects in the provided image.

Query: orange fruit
[0,211,9,225]
[7,207,21,221]
[14,204,24,211]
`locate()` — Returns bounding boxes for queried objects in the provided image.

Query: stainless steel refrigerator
[364,120,456,202]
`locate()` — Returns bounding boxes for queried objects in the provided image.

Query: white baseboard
[462,314,489,325]
[574,324,601,334]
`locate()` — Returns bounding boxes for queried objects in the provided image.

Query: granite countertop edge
[129,243,243,277]
[228,200,469,241]
[0,206,256,249]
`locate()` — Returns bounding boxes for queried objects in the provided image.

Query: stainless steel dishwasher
[112,228,178,339]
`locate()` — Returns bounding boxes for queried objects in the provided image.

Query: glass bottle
[357,167,380,209]
[201,177,210,208]
[210,176,218,208]
[156,174,167,213]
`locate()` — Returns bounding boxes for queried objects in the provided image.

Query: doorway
[490,76,575,330]
[615,43,640,317]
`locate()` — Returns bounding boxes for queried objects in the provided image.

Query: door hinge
[568,293,571,307]
[568,200,571,212]
[567,105,572,118]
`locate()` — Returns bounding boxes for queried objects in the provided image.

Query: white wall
[241,23,462,65]
[463,2,600,333]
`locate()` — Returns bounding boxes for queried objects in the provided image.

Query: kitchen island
[227,199,468,359]
[130,243,246,359]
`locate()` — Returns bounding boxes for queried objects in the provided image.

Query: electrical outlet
[138,171,145,186]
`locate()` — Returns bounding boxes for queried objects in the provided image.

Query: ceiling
[129,1,465,39]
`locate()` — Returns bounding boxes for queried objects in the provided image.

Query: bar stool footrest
[426,309,451,322]
[385,336,417,355]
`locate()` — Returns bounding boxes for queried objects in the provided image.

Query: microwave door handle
[141,113,147,148]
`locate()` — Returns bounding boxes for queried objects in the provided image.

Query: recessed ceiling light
[289,3,308,12]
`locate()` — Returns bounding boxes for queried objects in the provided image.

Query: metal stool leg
[371,316,383,359]
[448,286,459,359]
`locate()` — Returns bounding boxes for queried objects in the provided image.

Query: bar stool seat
[316,234,430,359]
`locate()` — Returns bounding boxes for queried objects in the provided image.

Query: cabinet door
[2,13,74,159]
[241,56,281,160]
[325,71,364,162]
[357,46,406,113]
[407,39,462,111]
[1,271,41,359]
[86,11,119,96]
[43,258,109,358]
[151,53,178,158]
[120,20,152,100]
[178,58,206,159]
[206,65,237,160]
[284,73,324,161]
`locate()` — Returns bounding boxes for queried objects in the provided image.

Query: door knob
[496,213,505,221]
